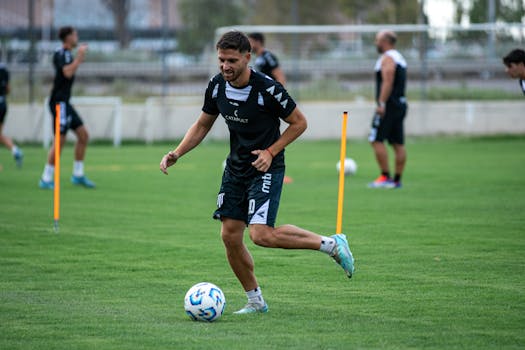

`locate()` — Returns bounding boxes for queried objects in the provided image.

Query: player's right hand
[77,44,88,60]
[160,151,178,175]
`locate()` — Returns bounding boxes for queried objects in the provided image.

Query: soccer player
[39,26,95,189]
[247,32,286,86]
[502,48,525,96]
[368,30,407,189]
[0,62,23,167]
[160,31,354,314]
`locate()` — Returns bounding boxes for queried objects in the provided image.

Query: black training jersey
[50,47,75,102]
[0,63,9,97]
[375,49,407,107]
[202,69,296,177]
[254,50,280,79]
[520,79,525,96]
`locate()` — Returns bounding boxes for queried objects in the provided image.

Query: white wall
[2,100,523,145]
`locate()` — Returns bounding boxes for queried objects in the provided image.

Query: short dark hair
[58,26,75,42]
[503,49,525,66]
[216,31,251,53]
[248,32,265,45]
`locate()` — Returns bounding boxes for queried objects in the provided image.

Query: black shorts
[48,101,84,135]
[368,105,407,145]
[0,100,6,124]
[213,167,285,227]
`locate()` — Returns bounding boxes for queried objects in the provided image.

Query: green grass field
[1,137,524,349]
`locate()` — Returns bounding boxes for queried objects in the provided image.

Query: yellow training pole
[336,111,348,234]
[53,103,61,232]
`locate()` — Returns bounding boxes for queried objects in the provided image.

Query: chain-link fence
[1,1,524,104]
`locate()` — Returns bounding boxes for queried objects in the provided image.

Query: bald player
[368,31,408,189]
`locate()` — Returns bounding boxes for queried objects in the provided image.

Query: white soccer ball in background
[184,282,226,322]
[336,158,358,176]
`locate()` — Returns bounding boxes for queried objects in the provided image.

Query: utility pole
[161,0,169,97]
[418,0,428,101]
[28,0,36,104]
[487,0,496,59]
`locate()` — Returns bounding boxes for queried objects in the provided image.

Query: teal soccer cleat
[233,302,269,315]
[331,234,355,279]
[71,175,96,188]
[13,149,23,168]
[39,178,54,190]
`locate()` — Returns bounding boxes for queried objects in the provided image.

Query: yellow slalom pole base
[335,111,348,235]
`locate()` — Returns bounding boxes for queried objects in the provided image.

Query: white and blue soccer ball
[336,158,358,176]
[184,282,226,322]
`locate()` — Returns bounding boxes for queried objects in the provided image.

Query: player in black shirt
[248,32,286,85]
[0,63,23,168]
[502,48,525,96]
[368,31,408,189]
[39,26,95,189]
[160,31,354,314]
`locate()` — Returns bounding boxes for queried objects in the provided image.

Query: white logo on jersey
[224,114,248,123]
[266,85,275,95]
[266,85,288,110]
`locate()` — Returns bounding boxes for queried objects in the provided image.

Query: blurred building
[0,0,181,31]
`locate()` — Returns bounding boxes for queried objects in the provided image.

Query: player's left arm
[271,67,287,86]
[376,55,396,116]
[251,107,307,172]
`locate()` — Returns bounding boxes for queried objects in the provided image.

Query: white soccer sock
[73,161,84,177]
[246,287,265,305]
[319,236,337,255]
[11,145,19,155]
[42,164,55,182]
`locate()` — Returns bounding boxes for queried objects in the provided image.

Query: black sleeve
[263,81,296,120]
[5,68,9,83]
[53,51,66,72]
[202,78,220,116]
[263,51,279,70]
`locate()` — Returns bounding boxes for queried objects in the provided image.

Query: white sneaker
[233,302,269,314]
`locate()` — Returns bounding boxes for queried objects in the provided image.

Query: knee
[221,222,244,249]
[221,230,239,249]
[77,130,89,144]
[249,225,276,248]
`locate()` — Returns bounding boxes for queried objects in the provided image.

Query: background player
[248,32,286,86]
[248,32,294,184]
[0,62,23,167]
[502,48,525,96]
[39,26,95,189]
[368,30,407,189]
[160,31,354,314]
